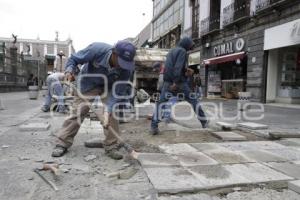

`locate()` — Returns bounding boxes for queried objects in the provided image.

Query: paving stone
[137,153,180,168]
[216,122,235,129]
[158,193,221,200]
[173,152,218,167]
[237,122,268,130]
[225,163,293,183]
[159,143,198,155]
[19,122,50,131]
[203,149,254,164]
[188,165,250,189]
[143,167,204,194]
[190,143,228,152]
[266,148,300,161]
[265,162,300,179]
[289,180,300,194]
[220,141,287,151]
[240,150,287,162]
[277,139,300,147]
[211,132,246,141]
[251,129,271,138]
[219,142,257,151]
[269,131,300,139]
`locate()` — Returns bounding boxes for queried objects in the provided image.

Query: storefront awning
[204,52,245,65]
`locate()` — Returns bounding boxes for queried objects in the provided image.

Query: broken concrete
[211,132,246,141]
[84,155,97,162]
[237,122,268,130]
[137,153,180,168]
[19,122,50,131]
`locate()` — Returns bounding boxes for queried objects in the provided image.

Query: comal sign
[213,38,245,57]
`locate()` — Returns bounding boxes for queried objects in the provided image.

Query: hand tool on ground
[33,168,59,191]
[42,163,60,176]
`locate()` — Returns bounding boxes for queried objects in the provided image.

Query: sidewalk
[168,99,300,135]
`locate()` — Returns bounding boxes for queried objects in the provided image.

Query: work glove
[65,72,75,82]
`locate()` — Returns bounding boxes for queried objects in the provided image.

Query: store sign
[213,38,245,57]
[264,19,300,50]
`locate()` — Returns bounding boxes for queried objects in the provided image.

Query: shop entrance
[207,57,247,99]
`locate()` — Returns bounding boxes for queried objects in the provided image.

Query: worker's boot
[51,145,67,157]
[105,149,123,160]
[84,138,104,148]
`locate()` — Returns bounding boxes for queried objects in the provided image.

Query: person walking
[150,37,209,135]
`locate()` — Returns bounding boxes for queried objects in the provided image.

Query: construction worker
[51,41,136,160]
[41,72,67,113]
[150,37,209,135]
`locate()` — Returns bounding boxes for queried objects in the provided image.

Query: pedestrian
[41,72,67,113]
[51,41,136,160]
[152,61,165,92]
[150,37,209,135]
[27,74,34,87]
[152,61,176,123]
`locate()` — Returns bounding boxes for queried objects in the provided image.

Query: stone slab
[216,122,235,129]
[226,163,293,183]
[158,194,220,200]
[212,132,247,141]
[265,162,300,179]
[220,141,287,151]
[173,152,218,167]
[137,153,180,168]
[143,167,204,194]
[289,180,300,194]
[266,148,300,161]
[188,165,251,189]
[190,143,228,152]
[269,131,300,139]
[277,139,300,147]
[159,143,198,155]
[240,150,287,162]
[237,122,269,130]
[203,149,254,164]
[19,122,50,131]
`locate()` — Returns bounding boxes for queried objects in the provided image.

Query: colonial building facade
[184,0,300,104]
[0,36,75,92]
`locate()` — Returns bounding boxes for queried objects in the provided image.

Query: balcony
[200,15,220,36]
[255,0,285,12]
[223,0,250,27]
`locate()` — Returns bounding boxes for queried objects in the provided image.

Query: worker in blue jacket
[150,37,209,135]
[52,41,136,160]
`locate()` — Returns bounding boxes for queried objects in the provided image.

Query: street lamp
[57,50,65,72]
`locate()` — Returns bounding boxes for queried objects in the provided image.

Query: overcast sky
[0,0,153,50]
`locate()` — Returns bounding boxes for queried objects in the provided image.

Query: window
[280,47,300,87]
[192,0,200,38]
